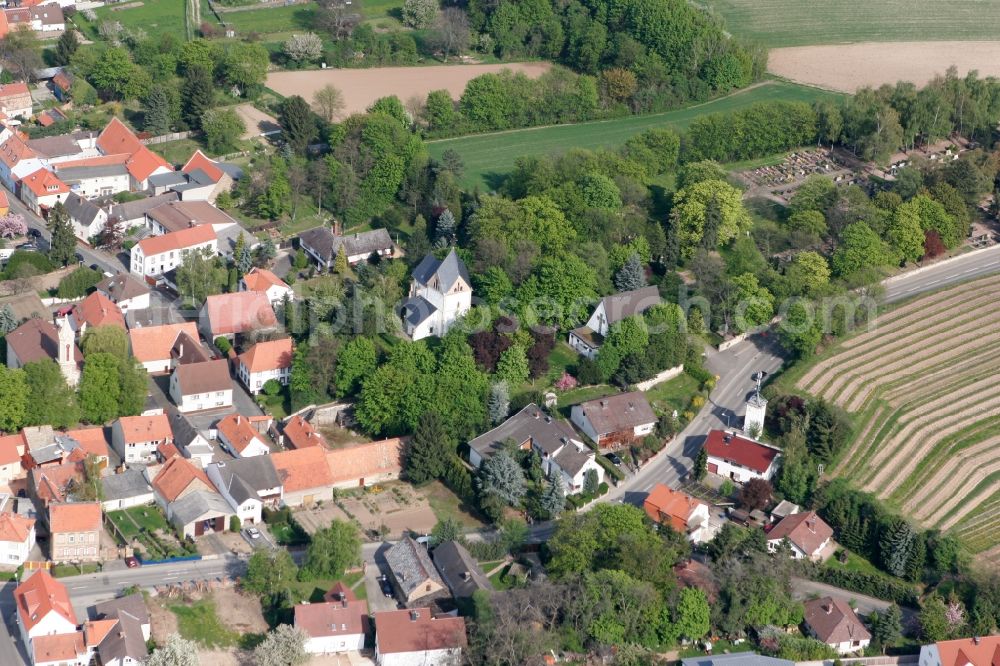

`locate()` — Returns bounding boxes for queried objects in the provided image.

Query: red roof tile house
[0,512,35,565]
[237,337,293,394]
[71,291,126,335]
[281,414,326,449]
[325,438,404,490]
[97,118,171,190]
[919,635,1000,666]
[48,502,102,563]
[374,608,467,666]
[216,413,272,458]
[128,322,201,374]
[570,391,657,450]
[703,429,782,483]
[271,447,334,507]
[20,167,70,215]
[151,454,232,538]
[766,510,834,561]
[644,484,712,543]
[240,267,294,305]
[14,570,78,653]
[0,81,32,119]
[0,432,25,484]
[129,224,217,279]
[178,149,234,203]
[295,596,369,655]
[803,596,871,655]
[199,291,278,340]
[111,414,173,466]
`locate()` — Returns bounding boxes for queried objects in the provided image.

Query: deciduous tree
[303,520,361,579]
[254,624,308,666]
[672,179,751,258]
[0,366,27,431]
[283,33,323,63]
[146,634,199,666]
[737,478,772,511]
[312,84,345,123]
[201,108,245,154]
[402,0,438,28]
[245,549,298,599]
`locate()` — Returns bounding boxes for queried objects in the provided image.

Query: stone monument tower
[55,315,80,387]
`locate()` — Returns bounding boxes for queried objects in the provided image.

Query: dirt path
[908,436,1000,519]
[266,62,552,118]
[922,456,1000,526]
[768,41,1000,92]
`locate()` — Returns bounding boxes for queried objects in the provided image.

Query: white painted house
[298,226,394,268]
[240,267,295,305]
[703,429,782,483]
[296,598,369,655]
[570,391,657,450]
[803,597,871,655]
[0,513,35,565]
[237,338,293,395]
[215,413,271,459]
[130,224,217,278]
[374,609,467,666]
[63,192,109,241]
[14,570,79,652]
[169,360,233,413]
[401,249,472,341]
[568,286,659,359]
[96,273,151,314]
[206,456,282,525]
[111,414,174,466]
[766,510,834,561]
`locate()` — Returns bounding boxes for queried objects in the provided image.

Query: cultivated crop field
[705,0,1000,48]
[795,274,1000,564]
[429,80,840,190]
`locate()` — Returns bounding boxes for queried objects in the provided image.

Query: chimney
[237,415,241,425]
[461,571,470,581]
[409,610,419,622]
[600,400,608,408]
[342,599,348,608]
[974,637,981,646]
[825,603,832,615]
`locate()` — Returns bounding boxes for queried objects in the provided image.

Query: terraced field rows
[795,274,1000,560]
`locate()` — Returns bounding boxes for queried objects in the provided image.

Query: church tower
[743,372,767,436]
[55,315,80,387]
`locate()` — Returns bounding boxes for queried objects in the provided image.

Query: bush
[597,482,609,496]
[1,251,54,280]
[466,539,507,561]
[812,566,919,606]
[262,379,282,396]
[685,362,713,385]
[214,336,232,354]
[230,516,241,532]
[56,266,101,299]
[595,455,625,481]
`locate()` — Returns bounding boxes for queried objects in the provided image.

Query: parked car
[27,228,40,238]
[246,527,261,540]
[15,242,36,251]
[124,557,140,568]
[605,453,623,467]
[379,574,393,598]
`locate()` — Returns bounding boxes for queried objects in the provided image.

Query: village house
[48,502,102,563]
[298,226,394,269]
[919,636,1000,666]
[0,131,44,190]
[205,456,282,525]
[766,510,834,560]
[54,156,131,199]
[294,587,369,655]
[570,391,657,450]
[128,322,202,374]
[94,592,152,642]
[169,359,234,413]
[6,315,81,386]
[148,169,218,203]
[644,484,712,543]
[110,192,178,229]
[63,192,109,241]
[703,429,782,483]
[144,199,240,236]
[0,82,32,119]
[374,608,467,666]
[29,462,81,508]
[215,413,272,458]
[89,610,148,666]
[20,167,70,215]
[325,437,404,489]
[0,433,26,485]
[167,410,215,468]
[37,108,67,128]
[96,118,172,191]
[96,273,151,313]
[385,536,446,604]
[71,291,126,335]
[803,597,871,655]
[51,70,72,101]
[151,454,232,538]
[240,267,294,305]
[280,414,327,449]
[177,150,235,202]
[2,3,65,35]
[199,291,278,341]
[111,414,173,466]
[14,570,79,657]
[568,285,660,359]
[271,446,334,507]
[130,224,217,279]
[401,249,473,341]
[237,337,293,394]
[0,512,35,565]
[100,468,155,512]
[432,540,493,600]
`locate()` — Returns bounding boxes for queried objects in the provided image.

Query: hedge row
[813,566,919,607]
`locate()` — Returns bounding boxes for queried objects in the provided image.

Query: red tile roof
[767,511,833,556]
[83,618,118,647]
[933,637,1000,666]
[14,569,77,632]
[135,223,215,257]
[295,599,369,639]
[323,581,357,603]
[0,513,33,543]
[643,484,705,532]
[97,117,142,156]
[73,291,125,331]
[373,609,467,655]
[52,71,72,93]
[282,415,326,450]
[241,268,289,295]
[157,442,181,460]
[704,430,781,474]
[21,168,69,197]
[0,433,23,466]
[0,132,33,169]
[271,447,333,492]
[152,454,211,503]
[64,427,111,460]
[49,502,101,534]
[216,413,268,455]
[181,149,224,183]
[126,146,170,182]
[325,438,403,486]
[238,337,292,373]
[116,414,172,444]
[55,152,129,170]
[204,291,277,336]
[129,322,199,364]
[803,596,872,645]
[31,462,82,505]
[33,632,87,663]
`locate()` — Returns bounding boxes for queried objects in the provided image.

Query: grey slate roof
[385,536,445,600]
[468,403,577,463]
[94,592,151,628]
[149,172,188,188]
[126,306,184,328]
[553,442,593,477]
[58,164,129,182]
[170,489,231,526]
[598,285,660,326]
[97,610,148,664]
[167,409,203,448]
[63,193,103,227]
[411,248,470,292]
[298,226,393,262]
[97,272,149,303]
[102,469,153,502]
[170,331,209,365]
[26,134,79,158]
[432,540,492,599]
[574,391,656,435]
[217,162,243,179]
[682,655,794,666]
[399,296,436,327]
[110,192,179,225]
[210,457,280,505]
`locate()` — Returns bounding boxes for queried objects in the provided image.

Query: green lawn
[214,4,317,34]
[554,385,619,418]
[125,505,170,532]
[643,372,700,416]
[170,599,241,648]
[421,480,487,530]
[288,571,368,604]
[705,0,1000,48]
[824,549,885,577]
[88,0,189,38]
[428,80,841,190]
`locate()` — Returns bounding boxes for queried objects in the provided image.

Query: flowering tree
[0,213,27,239]
[554,372,578,391]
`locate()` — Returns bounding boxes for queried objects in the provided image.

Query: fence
[141,131,193,146]
[136,553,202,566]
[634,364,685,391]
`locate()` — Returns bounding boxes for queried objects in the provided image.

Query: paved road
[884,244,1000,303]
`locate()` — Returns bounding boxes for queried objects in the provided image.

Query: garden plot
[795,274,1000,559]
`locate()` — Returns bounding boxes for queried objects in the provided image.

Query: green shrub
[2,251,54,280]
[595,455,625,481]
[597,482,609,496]
[57,266,101,299]
[230,515,241,532]
[214,336,232,354]
[262,379,282,396]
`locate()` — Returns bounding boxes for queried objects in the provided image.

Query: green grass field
[704,0,1000,48]
[428,80,840,190]
[83,0,189,37]
[170,599,241,648]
